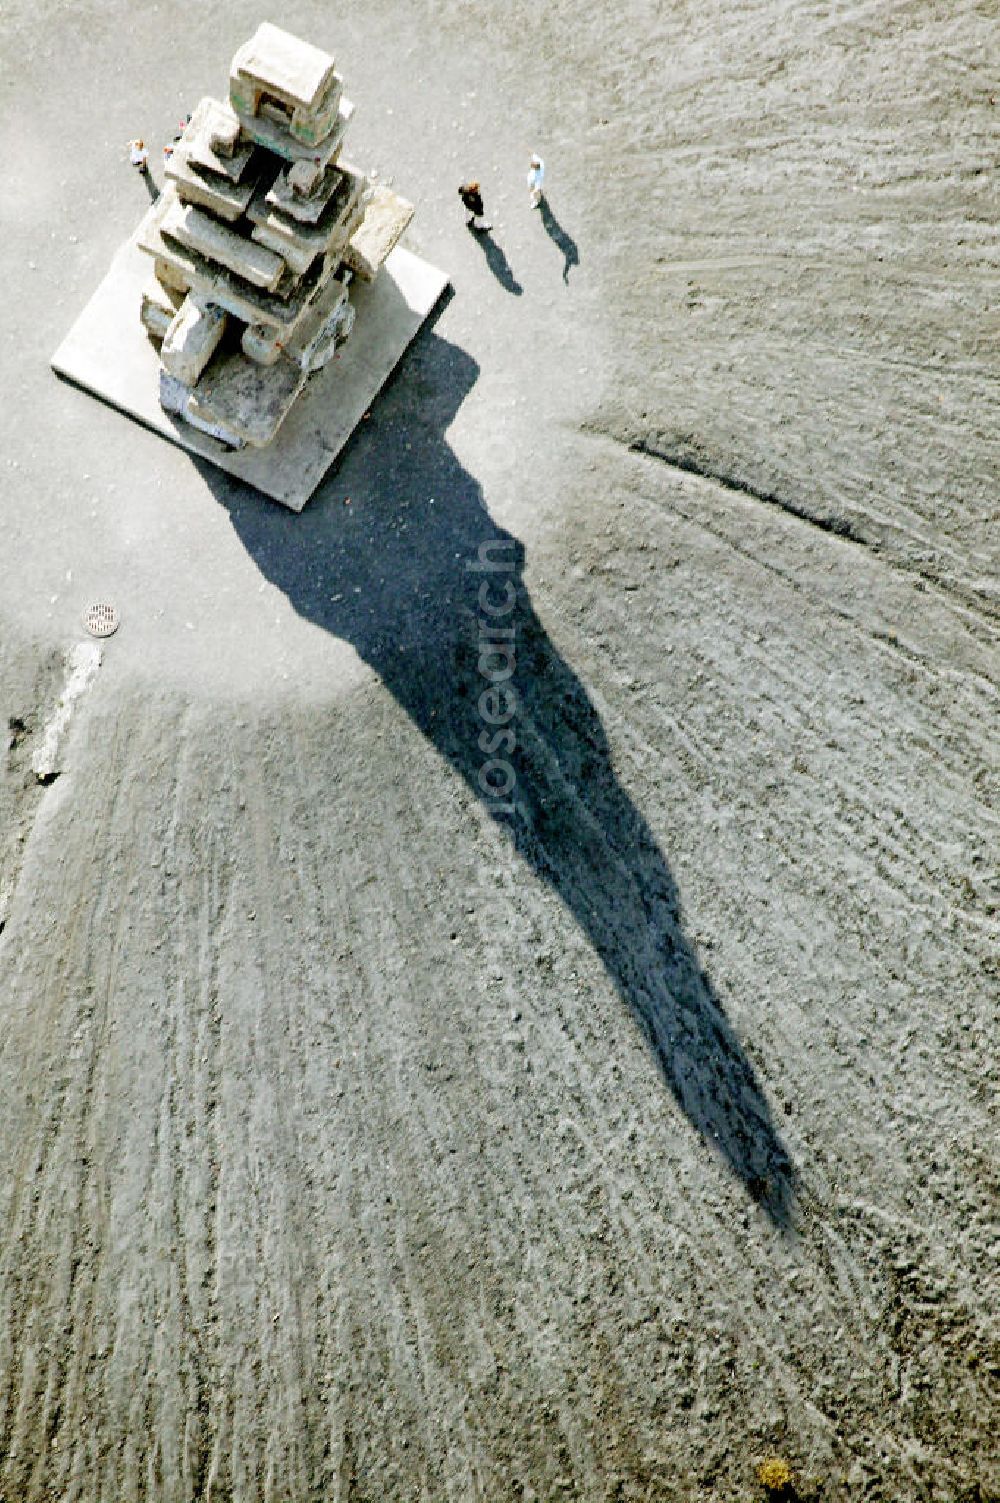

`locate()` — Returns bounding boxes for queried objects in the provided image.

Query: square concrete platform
[51,233,449,510]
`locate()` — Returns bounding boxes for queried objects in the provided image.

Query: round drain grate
[82,603,120,638]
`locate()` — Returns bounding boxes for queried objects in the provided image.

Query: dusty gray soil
[0,0,997,1500]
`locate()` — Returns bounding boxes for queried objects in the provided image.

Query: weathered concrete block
[229,23,345,147]
[247,161,367,274]
[288,73,343,147]
[344,186,415,282]
[298,296,355,374]
[233,94,353,167]
[176,97,254,184]
[140,274,184,339]
[249,222,318,278]
[163,197,287,292]
[140,192,322,332]
[289,159,322,196]
[165,153,259,224]
[161,296,227,386]
[266,158,344,225]
[230,23,337,115]
[207,106,240,159]
[158,369,189,414]
[153,256,190,295]
[140,298,174,341]
[282,274,353,372]
[241,323,284,366]
[161,371,245,446]
[188,345,306,447]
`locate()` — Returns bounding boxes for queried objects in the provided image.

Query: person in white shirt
[128,139,149,170]
[527,153,545,208]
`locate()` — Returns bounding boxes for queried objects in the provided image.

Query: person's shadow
[201,327,796,1227]
[467,224,522,296]
[538,196,579,284]
[138,163,160,204]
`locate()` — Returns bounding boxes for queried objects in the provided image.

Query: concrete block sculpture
[52,23,449,509]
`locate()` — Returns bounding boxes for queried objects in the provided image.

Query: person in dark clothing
[458,180,491,231]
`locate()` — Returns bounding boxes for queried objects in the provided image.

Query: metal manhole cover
[82,603,120,638]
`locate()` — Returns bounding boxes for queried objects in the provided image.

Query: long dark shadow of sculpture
[537,195,579,284]
[202,329,796,1227]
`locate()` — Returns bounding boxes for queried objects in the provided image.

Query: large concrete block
[187,346,306,447]
[230,23,337,113]
[165,152,260,224]
[229,23,344,146]
[160,371,245,446]
[164,198,287,291]
[266,159,346,225]
[160,296,228,386]
[281,273,353,371]
[344,186,415,283]
[248,222,318,278]
[177,97,254,184]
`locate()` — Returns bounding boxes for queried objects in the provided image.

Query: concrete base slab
[51,234,449,510]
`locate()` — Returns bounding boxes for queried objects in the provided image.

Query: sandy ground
[0,0,997,1499]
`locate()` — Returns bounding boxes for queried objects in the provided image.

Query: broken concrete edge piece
[30,643,102,783]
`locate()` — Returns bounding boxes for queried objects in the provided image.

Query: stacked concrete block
[138,23,417,451]
[160,298,227,386]
[344,184,416,283]
[230,23,345,149]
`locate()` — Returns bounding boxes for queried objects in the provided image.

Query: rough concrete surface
[0,1,997,1501]
[52,238,448,507]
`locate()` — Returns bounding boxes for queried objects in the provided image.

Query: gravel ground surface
[0,1,997,1500]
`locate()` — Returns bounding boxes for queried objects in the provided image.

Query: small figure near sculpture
[458,181,491,232]
[527,153,545,208]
